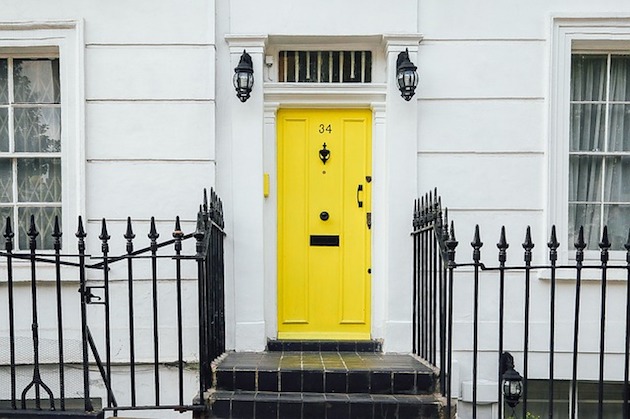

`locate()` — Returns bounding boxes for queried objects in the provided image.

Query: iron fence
[0,189,225,417]
[413,188,630,419]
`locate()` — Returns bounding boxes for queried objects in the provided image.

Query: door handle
[356,184,363,208]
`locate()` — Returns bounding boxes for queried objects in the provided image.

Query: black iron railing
[0,189,225,417]
[412,189,456,418]
[413,188,630,419]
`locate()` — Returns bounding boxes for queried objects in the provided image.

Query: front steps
[206,341,450,419]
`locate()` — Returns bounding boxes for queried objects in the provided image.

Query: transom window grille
[278,51,372,83]
[570,53,630,250]
[0,57,61,250]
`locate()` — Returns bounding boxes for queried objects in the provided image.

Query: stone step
[209,390,447,419]
[214,352,437,395]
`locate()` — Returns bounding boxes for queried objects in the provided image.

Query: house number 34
[318,124,332,134]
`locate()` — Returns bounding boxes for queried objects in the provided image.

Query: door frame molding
[263,88,386,341]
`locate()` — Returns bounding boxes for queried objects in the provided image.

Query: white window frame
[550,16,630,265]
[0,21,85,253]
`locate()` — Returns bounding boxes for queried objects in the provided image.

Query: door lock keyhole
[320,211,329,221]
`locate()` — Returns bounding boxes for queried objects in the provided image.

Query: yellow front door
[277,109,371,340]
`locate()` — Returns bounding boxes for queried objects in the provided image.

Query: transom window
[278,50,372,83]
[0,57,61,250]
[569,53,630,250]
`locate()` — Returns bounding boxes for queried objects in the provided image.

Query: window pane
[571,55,607,102]
[13,59,60,104]
[578,382,624,419]
[608,104,630,151]
[14,107,61,152]
[18,206,60,250]
[0,59,7,104]
[603,156,630,201]
[610,55,630,102]
[319,51,330,82]
[603,204,630,250]
[0,206,13,234]
[569,203,601,250]
[0,108,8,152]
[569,155,602,201]
[0,159,12,202]
[17,158,61,203]
[570,104,606,151]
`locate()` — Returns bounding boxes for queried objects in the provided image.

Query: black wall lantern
[500,352,523,410]
[396,48,418,101]
[233,50,254,102]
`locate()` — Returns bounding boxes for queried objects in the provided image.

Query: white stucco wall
[2,1,630,417]
[0,2,216,417]
[417,1,630,418]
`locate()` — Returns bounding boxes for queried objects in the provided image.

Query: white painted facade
[1,0,630,417]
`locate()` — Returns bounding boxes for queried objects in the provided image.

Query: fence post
[76,216,93,412]
[445,222,458,419]
[195,209,210,405]
[4,218,16,409]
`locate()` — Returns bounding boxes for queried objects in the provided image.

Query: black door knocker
[319,143,330,164]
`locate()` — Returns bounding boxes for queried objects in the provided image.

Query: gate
[0,189,225,417]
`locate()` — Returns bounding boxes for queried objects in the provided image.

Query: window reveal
[0,57,61,250]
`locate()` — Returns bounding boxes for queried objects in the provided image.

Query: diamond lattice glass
[13,59,60,104]
[18,206,60,250]
[14,107,61,153]
[0,159,12,203]
[0,59,7,104]
[17,158,61,203]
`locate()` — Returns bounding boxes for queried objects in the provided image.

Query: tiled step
[214,352,437,395]
[209,390,446,419]
[266,339,382,353]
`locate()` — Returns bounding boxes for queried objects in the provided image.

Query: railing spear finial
[4,216,14,252]
[28,214,39,251]
[99,219,110,254]
[471,225,483,262]
[497,226,509,264]
[124,217,135,254]
[148,217,159,252]
[522,226,534,263]
[52,216,62,252]
[548,225,559,263]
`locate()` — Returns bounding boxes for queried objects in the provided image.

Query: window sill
[537,266,630,282]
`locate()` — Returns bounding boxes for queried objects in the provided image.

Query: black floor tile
[373,401,397,419]
[349,401,373,419]
[283,341,303,351]
[303,401,326,418]
[319,341,340,351]
[325,371,347,393]
[266,340,283,352]
[398,403,424,418]
[278,400,302,418]
[280,370,302,392]
[258,370,278,392]
[393,372,416,394]
[337,341,357,352]
[370,371,392,394]
[211,398,231,419]
[416,372,435,393]
[216,370,234,390]
[231,399,254,419]
[234,370,255,391]
[302,370,324,392]
[348,371,370,393]
[254,393,279,419]
[302,341,320,351]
